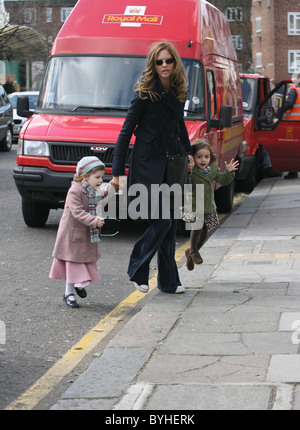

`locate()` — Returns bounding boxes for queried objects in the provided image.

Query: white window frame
[256,17,262,33]
[288,50,300,74]
[226,7,243,22]
[256,53,262,69]
[23,8,36,24]
[61,7,73,23]
[288,12,300,36]
[232,35,243,51]
[46,7,52,23]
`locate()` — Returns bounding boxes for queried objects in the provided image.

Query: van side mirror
[210,105,233,129]
[17,96,32,118]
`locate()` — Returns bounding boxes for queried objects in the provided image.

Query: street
[0,146,189,409]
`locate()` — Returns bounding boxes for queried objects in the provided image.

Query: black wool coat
[112,80,192,194]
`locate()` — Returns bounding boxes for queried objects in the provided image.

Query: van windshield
[38,55,205,116]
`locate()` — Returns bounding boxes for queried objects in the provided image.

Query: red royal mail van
[254,80,300,174]
[237,75,300,192]
[237,73,274,191]
[14,0,246,227]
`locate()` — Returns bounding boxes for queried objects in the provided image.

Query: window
[256,53,262,69]
[226,8,242,22]
[256,17,262,33]
[38,55,205,116]
[288,50,300,73]
[61,8,73,23]
[23,8,36,24]
[288,12,300,36]
[46,8,52,23]
[206,71,216,119]
[232,35,243,51]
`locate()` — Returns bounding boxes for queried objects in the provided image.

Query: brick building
[252,0,300,82]
[3,0,77,88]
[4,0,77,56]
[209,0,253,73]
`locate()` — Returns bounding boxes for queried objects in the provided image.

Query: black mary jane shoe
[63,294,79,308]
[74,287,87,298]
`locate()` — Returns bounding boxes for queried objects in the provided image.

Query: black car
[0,85,13,152]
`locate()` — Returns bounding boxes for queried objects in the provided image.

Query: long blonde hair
[134,41,189,103]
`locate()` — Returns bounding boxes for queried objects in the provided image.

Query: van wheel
[215,179,235,213]
[0,128,12,152]
[236,160,257,193]
[22,199,50,227]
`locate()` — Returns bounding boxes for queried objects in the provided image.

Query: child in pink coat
[49,156,115,308]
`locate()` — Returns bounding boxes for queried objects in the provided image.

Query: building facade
[3,0,77,89]
[4,0,77,53]
[252,0,300,82]
[209,0,253,73]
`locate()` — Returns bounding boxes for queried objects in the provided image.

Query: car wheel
[0,127,13,152]
[22,199,50,227]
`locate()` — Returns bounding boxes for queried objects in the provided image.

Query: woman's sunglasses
[155,58,175,66]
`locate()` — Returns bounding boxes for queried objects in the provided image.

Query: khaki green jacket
[188,163,235,215]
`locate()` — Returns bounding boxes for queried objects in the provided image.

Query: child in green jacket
[185,139,239,271]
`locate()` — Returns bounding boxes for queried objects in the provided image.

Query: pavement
[51,175,300,411]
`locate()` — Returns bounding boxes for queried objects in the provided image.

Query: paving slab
[138,354,269,384]
[58,347,154,400]
[267,355,300,383]
[144,384,274,410]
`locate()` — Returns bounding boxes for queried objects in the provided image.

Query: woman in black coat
[112,41,193,294]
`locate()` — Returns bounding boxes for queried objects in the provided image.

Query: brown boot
[191,251,203,264]
[185,248,194,271]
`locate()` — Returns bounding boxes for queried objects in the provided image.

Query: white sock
[65,283,75,300]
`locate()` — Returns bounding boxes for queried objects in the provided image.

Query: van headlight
[23,140,50,156]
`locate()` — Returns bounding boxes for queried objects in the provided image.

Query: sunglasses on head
[155,58,175,66]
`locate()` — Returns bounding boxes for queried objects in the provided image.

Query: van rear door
[255,81,300,172]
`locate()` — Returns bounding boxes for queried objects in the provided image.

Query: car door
[254,81,300,172]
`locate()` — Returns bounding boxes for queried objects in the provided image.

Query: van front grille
[49,142,132,167]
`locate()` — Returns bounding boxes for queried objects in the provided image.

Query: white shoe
[175,285,185,294]
[133,282,149,293]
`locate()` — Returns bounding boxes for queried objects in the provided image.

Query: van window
[256,82,287,130]
[184,61,205,116]
[206,71,216,119]
[38,55,205,117]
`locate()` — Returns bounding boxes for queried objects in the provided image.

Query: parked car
[8,91,39,141]
[0,85,13,152]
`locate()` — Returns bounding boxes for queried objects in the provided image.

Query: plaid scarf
[81,180,101,243]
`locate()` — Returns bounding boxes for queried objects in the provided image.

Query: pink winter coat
[52,181,114,263]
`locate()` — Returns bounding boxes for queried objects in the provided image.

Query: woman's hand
[111,176,120,191]
[225,159,239,173]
